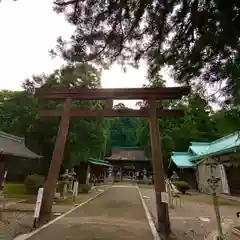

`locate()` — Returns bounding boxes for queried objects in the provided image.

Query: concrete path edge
[14,187,111,240]
[137,186,161,240]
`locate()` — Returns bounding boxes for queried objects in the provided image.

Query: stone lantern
[170,171,179,182]
[60,169,73,198]
[69,168,76,191]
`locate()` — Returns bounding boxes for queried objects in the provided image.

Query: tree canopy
[0,63,107,180]
[53,0,240,102]
[1,63,240,180]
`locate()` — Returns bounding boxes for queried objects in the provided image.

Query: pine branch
[54,0,78,6]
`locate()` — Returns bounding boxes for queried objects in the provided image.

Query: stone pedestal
[73,181,79,201]
[63,183,68,199]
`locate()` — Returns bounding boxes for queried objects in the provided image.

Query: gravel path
[140,187,240,240]
[28,186,154,240]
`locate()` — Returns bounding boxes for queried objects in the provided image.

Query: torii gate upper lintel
[37,86,190,236]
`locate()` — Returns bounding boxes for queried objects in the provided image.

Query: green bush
[79,184,91,194]
[24,174,45,195]
[172,181,191,194]
[3,183,25,195]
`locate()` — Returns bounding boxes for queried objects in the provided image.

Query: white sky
[0,0,177,108]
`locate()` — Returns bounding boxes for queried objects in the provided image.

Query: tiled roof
[106,147,148,161]
[188,142,210,155]
[190,132,240,162]
[170,152,195,168]
[88,158,112,167]
[0,131,42,159]
[170,131,240,168]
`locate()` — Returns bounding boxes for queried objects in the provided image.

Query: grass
[3,183,37,203]
[24,196,84,205]
[3,183,25,195]
[2,183,104,206]
[55,198,84,205]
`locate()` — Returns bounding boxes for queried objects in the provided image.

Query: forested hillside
[1,64,240,180]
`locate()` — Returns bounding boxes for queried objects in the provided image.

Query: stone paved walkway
[28,186,154,240]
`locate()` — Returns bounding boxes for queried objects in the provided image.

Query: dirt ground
[0,211,33,240]
[139,186,240,240]
[28,186,154,240]
[1,185,110,240]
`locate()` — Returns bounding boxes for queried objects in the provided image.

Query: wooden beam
[39,98,72,218]
[39,108,184,117]
[36,87,190,100]
[105,99,113,109]
[148,99,170,235]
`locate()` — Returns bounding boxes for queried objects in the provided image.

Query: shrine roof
[169,131,240,168]
[170,152,195,168]
[88,158,112,167]
[106,147,149,161]
[190,132,240,162]
[0,131,42,159]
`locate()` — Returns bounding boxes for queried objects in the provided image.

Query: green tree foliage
[109,74,231,169]
[1,64,240,178]
[0,63,106,179]
[53,0,240,101]
[109,103,137,148]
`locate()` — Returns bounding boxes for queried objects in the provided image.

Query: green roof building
[169,132,240,195]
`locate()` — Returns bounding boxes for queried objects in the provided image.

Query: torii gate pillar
[40,98,72,216]
[148,99,170,235]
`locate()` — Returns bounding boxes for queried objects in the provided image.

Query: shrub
[24,174,45,195]
[172,181,191,194]
[3,183,25,195]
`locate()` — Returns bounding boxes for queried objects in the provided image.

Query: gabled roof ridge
[171,132,240,166]
[0,131,24,143]
[172,151,192,156]
[88,158,110,164]
[203,132,240,153]
[209,131,240,146]
[189,132,240,162]
[190,141,210,146]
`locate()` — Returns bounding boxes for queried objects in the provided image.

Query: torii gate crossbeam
[36,86,190,236]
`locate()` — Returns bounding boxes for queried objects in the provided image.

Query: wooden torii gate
[36,86,190,235]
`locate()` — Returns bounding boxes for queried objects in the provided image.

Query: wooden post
[209,162,224,240]
[40,98,72,218]
[148,98,171,235]
[105,99,113,110]
[0,155,5,191]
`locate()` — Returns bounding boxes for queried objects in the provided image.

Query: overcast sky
[0,0,177,108]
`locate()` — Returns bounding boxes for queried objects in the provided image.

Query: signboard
[34,188,44,218]
[1,170,8,188]
[161,192,169,204]
[86,165,91,184]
